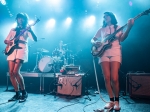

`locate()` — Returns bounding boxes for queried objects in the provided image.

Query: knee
[104,77,110,84]
[12,70,19,77]
[9,71,16,78]
[111,78,118,84]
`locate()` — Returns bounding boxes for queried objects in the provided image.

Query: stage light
[63,17,72,28]
[12,23,17,28]
[46,18,56,29]
[85,15,96,28]
[28,20,34,25]
[0,0,6,5]
[66,17,72,23]
[129,1,133,6]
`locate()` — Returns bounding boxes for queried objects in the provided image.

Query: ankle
[16,91,20,96]
[115,97,119,102]
[110,97,114,102]
[21,90,27,95]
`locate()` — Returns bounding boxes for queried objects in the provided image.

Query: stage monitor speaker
[57,75,82,96]
[127,73,150,99]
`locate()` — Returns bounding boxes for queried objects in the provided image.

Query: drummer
[52,41,66,63]
[59,40,66,56]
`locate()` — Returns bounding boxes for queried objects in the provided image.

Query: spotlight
[46,18,56,29]
[129,1,133,6]
[0,0,6,5]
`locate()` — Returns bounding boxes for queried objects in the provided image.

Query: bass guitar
[91,8,150,57]
[4,18,40,56]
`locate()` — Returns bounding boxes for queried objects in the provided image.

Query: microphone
[56,83,63,89]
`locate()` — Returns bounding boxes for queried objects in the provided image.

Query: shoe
[8,94,21,102]
[19,92,28,103]
[94,109,104,112]
[104,101,114,109]
[114,101,121,111]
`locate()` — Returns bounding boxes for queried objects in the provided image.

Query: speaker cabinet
[57,75,82,96]
[127,73,150,99]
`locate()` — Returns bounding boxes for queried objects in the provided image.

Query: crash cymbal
[37,48,49,53]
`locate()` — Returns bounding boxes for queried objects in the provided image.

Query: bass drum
[38,56,53,72]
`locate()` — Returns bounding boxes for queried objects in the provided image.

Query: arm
[91,28,101,44]
[28,29,37,42]
[120,18,134,42]
[4,29,13,45]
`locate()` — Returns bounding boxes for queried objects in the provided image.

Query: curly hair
[102,12,118,27]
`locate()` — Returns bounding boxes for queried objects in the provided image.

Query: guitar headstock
[142,8,150,16]
[29,18,40,27]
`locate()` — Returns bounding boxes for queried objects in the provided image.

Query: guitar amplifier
[127,73,150,99]
[65,65,80,75]
[57,75,82,96]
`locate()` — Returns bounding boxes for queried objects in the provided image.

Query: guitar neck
[14,18,40,41]
[105,24,127,41]
[105,8,150,42]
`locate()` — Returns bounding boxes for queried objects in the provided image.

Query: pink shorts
[99,56,122,63]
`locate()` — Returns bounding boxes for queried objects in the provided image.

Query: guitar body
[4,18,40,56]
[4,39,22,56]
[91,40,112,57]
[91,8,150,57]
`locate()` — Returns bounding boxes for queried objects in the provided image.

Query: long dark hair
[102,12,118,27]
[15,13,29,28]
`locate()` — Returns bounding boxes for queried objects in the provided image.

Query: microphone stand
[44,62,58,98]
[84,69,95,101]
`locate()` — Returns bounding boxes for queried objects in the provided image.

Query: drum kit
[33,44,76,73]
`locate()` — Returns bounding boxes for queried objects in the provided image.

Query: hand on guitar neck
[4,40,13,46]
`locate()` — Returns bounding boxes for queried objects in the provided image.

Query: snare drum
[38,56,53,72]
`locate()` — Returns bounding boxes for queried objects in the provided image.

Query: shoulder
[98,27,104,32]
[10,28,16,32]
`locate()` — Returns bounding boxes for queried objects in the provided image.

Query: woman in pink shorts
[91,12,134,110]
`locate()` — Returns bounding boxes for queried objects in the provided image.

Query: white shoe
[104,101,114,109]
[114,101,121,111]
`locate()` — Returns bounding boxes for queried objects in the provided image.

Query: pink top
[5,28,34,62]
[94,25,123,57]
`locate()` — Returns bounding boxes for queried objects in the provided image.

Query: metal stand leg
[6,72,9,91]
[33,52,40,72]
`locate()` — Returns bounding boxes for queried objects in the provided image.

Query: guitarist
[4,13,37,103]
[91,12,134,110]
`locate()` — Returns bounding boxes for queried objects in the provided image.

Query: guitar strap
[113,25,118,41]
[14,27,21,38]
[14,27,22,44]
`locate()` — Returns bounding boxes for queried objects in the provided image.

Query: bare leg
[110,61,120,97]
[110,61,121,110]
[8,61,19,91]
[100,62,114,98]
[13,59,25,90]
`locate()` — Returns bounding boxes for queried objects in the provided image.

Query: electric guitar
[91,8,150,57]
[4,18,40,56]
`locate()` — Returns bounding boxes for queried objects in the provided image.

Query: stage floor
[0,86,150,112]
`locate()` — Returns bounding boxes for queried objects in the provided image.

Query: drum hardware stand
[33,52,42,72]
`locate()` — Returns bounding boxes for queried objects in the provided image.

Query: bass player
[91,12,134,110]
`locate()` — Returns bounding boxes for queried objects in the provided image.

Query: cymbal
[37,48,49,53]
[65,49,72,52]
